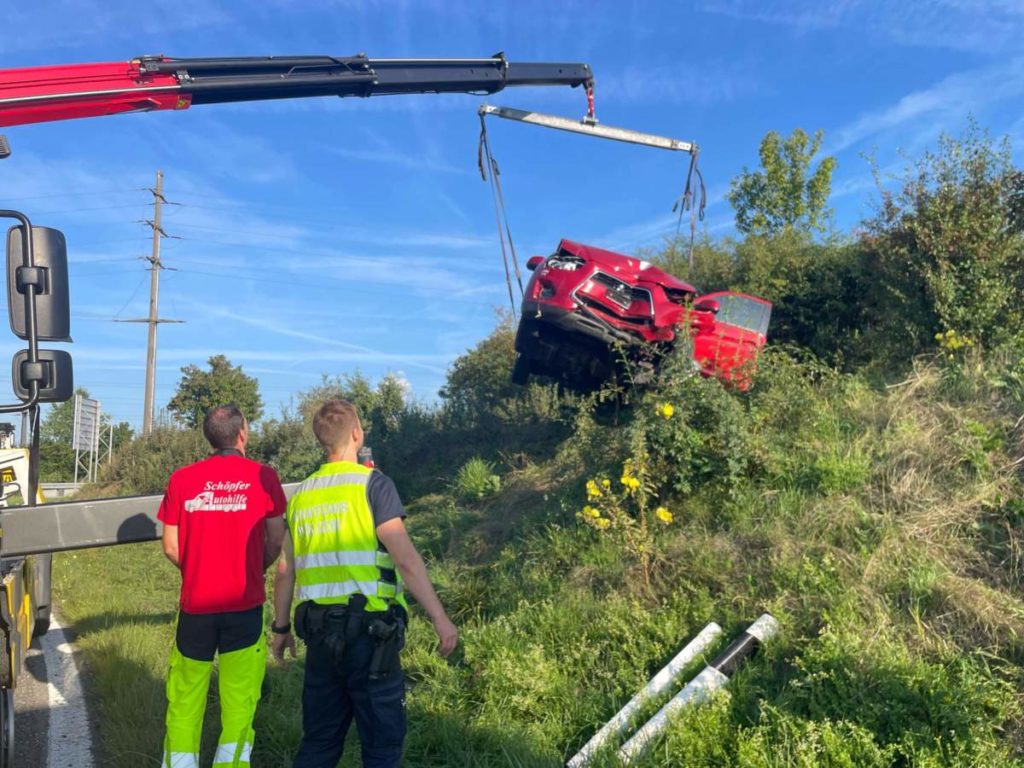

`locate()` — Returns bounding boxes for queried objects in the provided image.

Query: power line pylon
[114,170,184,435]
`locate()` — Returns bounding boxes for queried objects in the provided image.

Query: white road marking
[40,615,94,768]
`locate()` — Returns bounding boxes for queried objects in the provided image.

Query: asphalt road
[14,615,98,767]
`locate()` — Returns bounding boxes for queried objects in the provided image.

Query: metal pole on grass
[567,622,722,768]
[618,614,780,765]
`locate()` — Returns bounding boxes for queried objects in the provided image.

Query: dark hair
[203,404,246,450]
[312,399,360,451]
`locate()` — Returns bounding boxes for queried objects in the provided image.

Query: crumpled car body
[512,239,772,391]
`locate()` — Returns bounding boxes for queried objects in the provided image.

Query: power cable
[112,270,149,319]
[0,189,136,202]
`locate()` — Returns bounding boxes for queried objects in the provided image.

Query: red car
[512,239,772,391]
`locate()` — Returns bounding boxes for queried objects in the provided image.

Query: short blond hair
[312,399,361,451]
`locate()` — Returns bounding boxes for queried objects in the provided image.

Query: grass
[54,351,1024,766]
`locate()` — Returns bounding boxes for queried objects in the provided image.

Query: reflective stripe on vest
[164,752,199,768]
[288,460,406,611]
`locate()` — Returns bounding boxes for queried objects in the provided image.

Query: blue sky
[1,0,1022,430]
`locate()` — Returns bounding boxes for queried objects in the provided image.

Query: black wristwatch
[271,622,291,634]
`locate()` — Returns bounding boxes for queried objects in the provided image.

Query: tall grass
[55,350,1024,766]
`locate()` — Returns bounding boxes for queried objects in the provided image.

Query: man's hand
[271,631,296,664]
[432,614,458,658]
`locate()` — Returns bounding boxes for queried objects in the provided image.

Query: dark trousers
[293,629,407,768]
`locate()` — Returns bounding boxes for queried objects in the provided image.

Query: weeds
[452,457,502,502]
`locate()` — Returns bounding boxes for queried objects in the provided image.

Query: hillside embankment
[54,343,1024,767]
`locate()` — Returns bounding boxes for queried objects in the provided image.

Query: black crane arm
[141,55,593,103]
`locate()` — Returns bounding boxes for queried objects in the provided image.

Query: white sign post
[72,395,101,485]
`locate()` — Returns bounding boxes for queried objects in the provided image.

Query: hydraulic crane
[0,53,592,127]
[0,51,593,767]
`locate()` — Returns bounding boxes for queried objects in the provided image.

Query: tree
[38,388,135,481]
[860,123,1024,357]
[250,371,411,482]
[167,355,263,428]
[728,128,837,236]
[94,426,208,496]
[439,317,521,429]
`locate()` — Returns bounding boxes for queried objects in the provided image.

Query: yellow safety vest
[287,461,406,612]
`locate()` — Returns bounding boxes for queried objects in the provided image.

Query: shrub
[94,426,208,495]
[452,458,501,502]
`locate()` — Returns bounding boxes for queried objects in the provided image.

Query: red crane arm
[0,59,185,127]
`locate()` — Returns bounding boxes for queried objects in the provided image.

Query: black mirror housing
[7,225,71,342]
[12,349,73,403]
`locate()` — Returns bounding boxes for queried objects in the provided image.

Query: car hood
[557,238,697,293]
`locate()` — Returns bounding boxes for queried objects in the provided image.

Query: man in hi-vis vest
[271,399,458,768]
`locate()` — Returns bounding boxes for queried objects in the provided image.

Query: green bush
[452,457,501,502]
[91,426,207,496]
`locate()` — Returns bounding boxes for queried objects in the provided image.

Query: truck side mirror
[7,225,71,342]
[526,256,545,271]
[694,298,720,315]
[11,349,73,403]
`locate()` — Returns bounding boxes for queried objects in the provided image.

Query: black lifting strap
[673,147,707,269]
[478,114,524,320]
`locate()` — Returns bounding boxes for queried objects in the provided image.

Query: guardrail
[39,482,79,499]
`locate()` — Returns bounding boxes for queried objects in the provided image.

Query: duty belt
[294,595,406,679]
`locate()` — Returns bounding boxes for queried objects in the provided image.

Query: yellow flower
[655,506,674,524]
[586,480,602,500]
[601,479,611,489]
[594,518,611,530]
[658,402,675,419]
[581,505,600,519]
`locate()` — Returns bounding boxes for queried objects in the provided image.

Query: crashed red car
[512,239,772,391]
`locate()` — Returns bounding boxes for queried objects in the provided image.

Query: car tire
[511,354,531,386]
[33,606,50,638]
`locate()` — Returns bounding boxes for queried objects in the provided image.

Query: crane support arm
[0,54,594,128]
[0,484,301,557]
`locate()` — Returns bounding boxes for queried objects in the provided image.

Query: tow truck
[0,51,594,766]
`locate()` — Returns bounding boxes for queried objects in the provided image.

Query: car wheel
[511,354,531,386]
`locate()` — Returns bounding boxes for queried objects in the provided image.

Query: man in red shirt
[158,404,286,768]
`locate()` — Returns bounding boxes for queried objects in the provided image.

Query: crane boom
[0,54,594,128]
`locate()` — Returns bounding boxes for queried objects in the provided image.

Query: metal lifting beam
[478,104,696,153]
[0,484,301,557]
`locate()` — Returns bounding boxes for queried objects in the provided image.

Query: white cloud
[0,1,233,54]
[169,301,450,375]
[701,0,1024,53]
[826,59,1024,154]
[327,130,471,175]
[599,62,759,107]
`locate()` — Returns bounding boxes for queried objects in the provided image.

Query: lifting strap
[673,148,707,269]
[477,114,523,319]
[477,89,708,295]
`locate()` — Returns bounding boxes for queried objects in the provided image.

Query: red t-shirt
[157,453,286,614]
